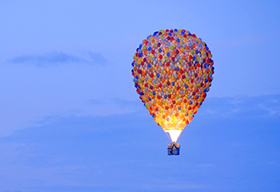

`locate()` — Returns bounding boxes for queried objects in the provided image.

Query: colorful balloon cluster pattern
[132,29,214,132]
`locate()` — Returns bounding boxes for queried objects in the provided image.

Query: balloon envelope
[132,29,214,142]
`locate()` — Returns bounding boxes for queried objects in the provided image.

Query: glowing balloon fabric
[132,29,214,142]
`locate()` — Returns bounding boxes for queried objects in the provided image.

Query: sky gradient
[0,0,280,191]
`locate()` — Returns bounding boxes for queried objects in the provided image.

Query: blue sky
[0,0,280,191]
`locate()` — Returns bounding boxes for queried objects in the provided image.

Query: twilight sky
[0,0,280,191]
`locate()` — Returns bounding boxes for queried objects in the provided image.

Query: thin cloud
[8,52,107,66]
[200,94,280,118]
[88,52,107,65]
[88,97,141,116]
[89,97,139,108]
[8,52,86,66]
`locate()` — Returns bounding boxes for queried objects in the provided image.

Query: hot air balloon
[132,29,214,155]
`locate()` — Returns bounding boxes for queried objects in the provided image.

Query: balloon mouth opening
[165,130,182,143]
